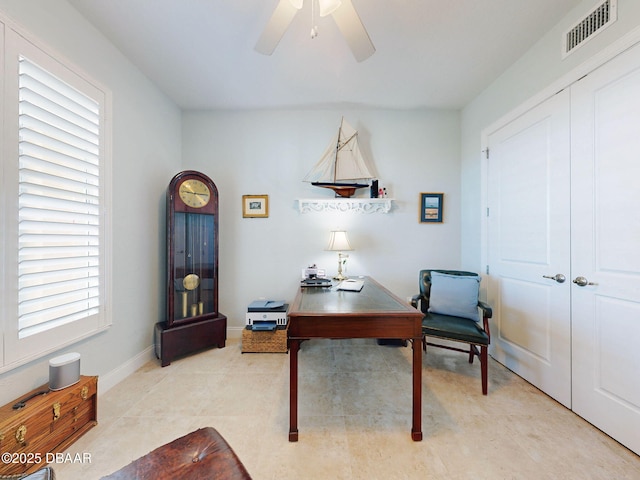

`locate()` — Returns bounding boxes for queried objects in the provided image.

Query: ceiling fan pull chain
[311,0,319,39]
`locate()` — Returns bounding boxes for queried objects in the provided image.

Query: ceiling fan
[255,0,375,62]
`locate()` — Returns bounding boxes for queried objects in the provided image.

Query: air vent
[563,0,617,58]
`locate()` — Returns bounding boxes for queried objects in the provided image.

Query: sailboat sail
[303,118,374,184]
[303,130,340,184]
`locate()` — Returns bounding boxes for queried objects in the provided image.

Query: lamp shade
[326,230,353,251]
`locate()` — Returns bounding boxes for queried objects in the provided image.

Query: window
[1,18,111,371]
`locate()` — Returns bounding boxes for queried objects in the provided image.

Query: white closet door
[571,42,640,455]
[487,89,572,407]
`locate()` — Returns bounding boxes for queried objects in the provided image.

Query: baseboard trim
[97,346,155,397]
[227,326,243,339]
[98,327,244,396]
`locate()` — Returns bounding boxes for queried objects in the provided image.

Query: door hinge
[484,147,489,159]
[486,265,490,275]
[486,207,490,217]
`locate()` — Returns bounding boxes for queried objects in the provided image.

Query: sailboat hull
[311,182,369,198]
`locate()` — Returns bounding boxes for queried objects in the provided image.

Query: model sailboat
[303,118,374,198]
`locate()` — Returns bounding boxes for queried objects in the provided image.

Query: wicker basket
[242,325,288,353]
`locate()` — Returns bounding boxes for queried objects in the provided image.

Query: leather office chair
[411,269,492,395]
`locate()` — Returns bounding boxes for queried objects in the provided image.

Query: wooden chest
[0,375,98,476]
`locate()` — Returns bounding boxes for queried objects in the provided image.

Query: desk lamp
[326,230,353,281]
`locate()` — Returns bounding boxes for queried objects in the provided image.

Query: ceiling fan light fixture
[258,0,373,62]
[319,0,342,17]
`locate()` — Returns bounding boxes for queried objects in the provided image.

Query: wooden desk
[287,277,423,441]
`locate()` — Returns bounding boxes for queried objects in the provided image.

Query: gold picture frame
[242,194,269,218]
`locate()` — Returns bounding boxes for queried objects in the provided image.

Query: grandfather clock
[155,170,227,366]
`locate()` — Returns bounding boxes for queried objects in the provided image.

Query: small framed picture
[242,195,269,218]
[419,193,443,223]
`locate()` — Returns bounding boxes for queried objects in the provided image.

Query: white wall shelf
[297,198,393,214]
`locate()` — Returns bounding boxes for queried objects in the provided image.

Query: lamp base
[334,252,349,281]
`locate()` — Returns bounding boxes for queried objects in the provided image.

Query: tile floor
[55,339,640,479]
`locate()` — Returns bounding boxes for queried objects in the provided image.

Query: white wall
[8,0,602,401]
[460,0,640,272]
[0,0,182,404]
[182,108,462,333]
[0,1,462,404]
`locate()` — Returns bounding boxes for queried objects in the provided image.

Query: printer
[246,300,288,331]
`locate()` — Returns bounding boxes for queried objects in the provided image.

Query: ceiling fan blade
[255,0,301,55]
[331,0,375,62]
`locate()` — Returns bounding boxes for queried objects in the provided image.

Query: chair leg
[422,336,427,352]
[480,345,488,395]
[468,345,474,364]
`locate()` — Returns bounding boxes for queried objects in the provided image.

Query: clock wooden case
[155,170,227,366]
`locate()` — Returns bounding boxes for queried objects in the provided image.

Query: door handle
[542,274,566,283]
[573,276,597,287]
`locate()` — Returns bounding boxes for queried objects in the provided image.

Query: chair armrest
[478,300,492,343]
[410,294,424,311]
[478,300,492,319]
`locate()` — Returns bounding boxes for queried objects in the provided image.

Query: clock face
[179,179,210,208]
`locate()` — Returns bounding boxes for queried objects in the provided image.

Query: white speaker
[49,352,81,390]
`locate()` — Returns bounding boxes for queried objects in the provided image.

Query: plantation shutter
[18,55,102,339]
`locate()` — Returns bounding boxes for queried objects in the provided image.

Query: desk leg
[289,339,300,442]
[412,337,423,441]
